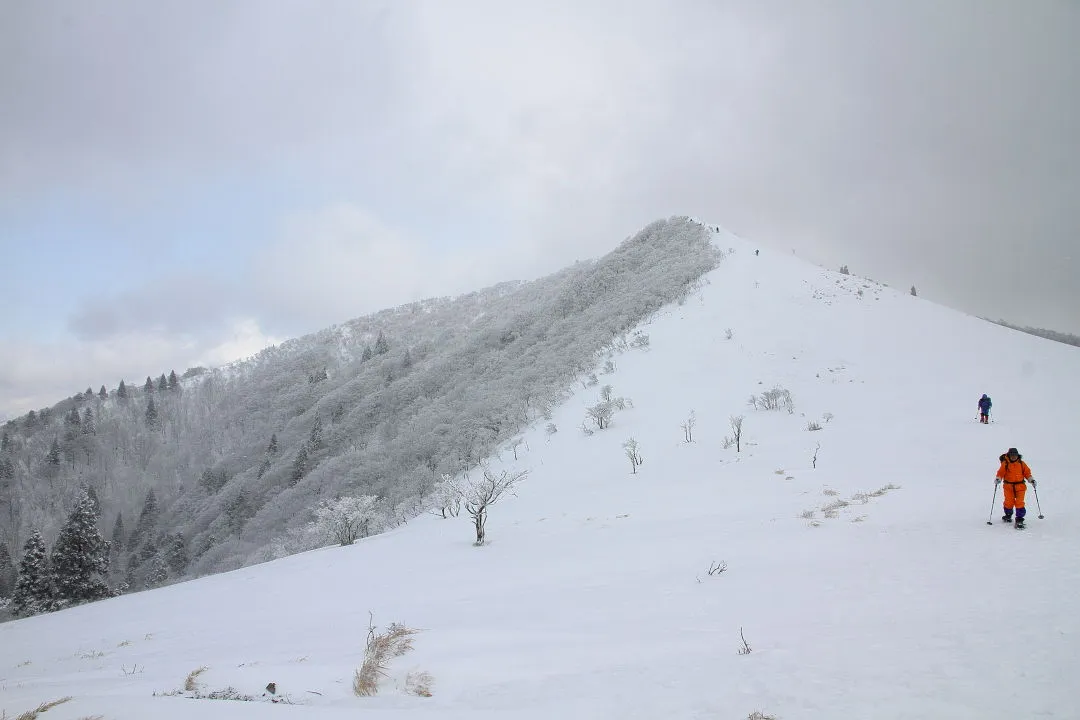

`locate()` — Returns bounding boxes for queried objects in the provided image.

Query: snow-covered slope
[2,230,1077,719]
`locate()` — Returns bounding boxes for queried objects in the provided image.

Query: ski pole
[987,482,998,525]
[1032,483,1044,519]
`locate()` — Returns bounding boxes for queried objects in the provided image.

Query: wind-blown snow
[2,229,1077,719]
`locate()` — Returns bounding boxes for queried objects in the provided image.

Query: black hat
[1007,447,1019,456]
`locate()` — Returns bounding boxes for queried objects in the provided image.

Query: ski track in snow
[1,227,1077,719]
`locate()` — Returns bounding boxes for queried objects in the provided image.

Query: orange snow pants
[1003,482,1026,510]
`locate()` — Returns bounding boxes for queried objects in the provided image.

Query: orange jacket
[997,457,1032,483]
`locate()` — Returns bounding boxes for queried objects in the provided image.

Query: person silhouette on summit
[978,394,992,424]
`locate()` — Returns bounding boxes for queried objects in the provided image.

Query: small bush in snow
[5,697,73,719]
[706,561,727,576]
[427,475,462,519]
[312,495,380,546]
[602,359,616,374]
[729,415,744,452]
[623,438,644,473]
[748,712,778,720]
[405,670,434,697]
[822,412,834,423]
[185,666,208,692]
[629,331,650,349]
[738,627,752,655]
[544,422,558,436]
[806,421,822,431]
[681,410,696,443]
[725,328,734,340]
[812,443,821,468]
[749,386,794,413]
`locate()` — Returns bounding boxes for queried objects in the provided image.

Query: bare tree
[730,415,744,452]
[428,474,462,519]
[586,401,614,430]
[812,442,821,469]
[681,410,696,443]
[623,437,644,473]
[461,466,528,546]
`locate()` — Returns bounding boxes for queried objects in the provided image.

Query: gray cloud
[1,0,1078,415]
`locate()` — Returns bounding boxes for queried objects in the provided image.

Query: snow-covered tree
[12,531,54,617]
[311,495,380,546]
[110,512,125,555]
[291,446,309,484]
[129,488,159,548]
[165,533,189,575]
[168,369,181,391]
[51,492,112,606]
[374,331,390,355]
[308,415,324,451]
[460,466,528,546]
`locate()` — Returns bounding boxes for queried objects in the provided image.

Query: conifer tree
[12,531,54,617]
[81,407,95,435]
[98,385,108,400]
[157,373,168,392]
[0,543,16,598]
[129,489,159,548]
[374,330,389,355]
[361,344,373,362]
[85,485,102,519]
[46,437,61,465]
[50,493,111,606]
[145,395,160,429]
[165,534,188,575]
[308,415,324,451]
[167,369,180,392]
[110,512,125,555]
[267,433,278,455]
[291,446,308,485]
[117,380,128,400]
[144,376,154,394]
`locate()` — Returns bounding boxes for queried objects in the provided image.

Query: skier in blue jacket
[978,394,992,424]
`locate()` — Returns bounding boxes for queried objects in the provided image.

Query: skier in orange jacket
[996,447,1034,527]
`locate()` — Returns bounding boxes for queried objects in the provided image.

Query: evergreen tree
[402,348,413,368]
[291,446,308,485]
[98,385,108,400]
[910,285,918,297]
[85,485,102,519]
[0,543,16,598]
[374,330,389,355]
[1,430,10,453]
[117,380,128,400]
[51,493,111,606]
[225,489,251,538]
[308,415,324,451]
[24,410,38,429]
[257,456,272,479]
[12,531,54,617]
[167,370,180,392]
[84,386,94,399]
[110,512,125,555]
[46,437,61,465]
[165,534,188,575]
[144,556,168,589]
[157,373,168,392]
[267,433,278,455]
[129,489,159,548]
[81,407,95,435]
[145,395,159,429]
[360,344,373,362]
[144,376,154,394]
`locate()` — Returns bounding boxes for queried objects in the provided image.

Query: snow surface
[2,231,1078,719]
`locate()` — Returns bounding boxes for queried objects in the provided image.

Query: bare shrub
[822,499,849,513]
[749,386,794,413]
[721,435,735,450]
[729,415,744,452]
[681,410,696,443]
[799,509,816,520]
[812,442,821,468]
[544,422,558,436]
[630,331,650,349]
[706,561,727,576]
[851,492,870,504]
[806,421,822,431]
[748,712,778,720]
[623,437,644,474]
[823,412,834,423]
[354,619,421,697]
[185,666,208,692]
[870,484,901,497]
[724,328,734,340]
[737,627,752,655]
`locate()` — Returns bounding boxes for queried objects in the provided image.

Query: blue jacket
[978,396,992,412]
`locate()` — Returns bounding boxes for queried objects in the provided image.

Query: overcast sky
[1,0,1077,419]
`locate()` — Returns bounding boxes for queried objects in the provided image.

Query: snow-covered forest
[0,217,720,614]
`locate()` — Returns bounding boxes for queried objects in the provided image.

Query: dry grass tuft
[184,666,208,692]
[747,712,778,720]
[354,623,421,697]
[6,697,73,720]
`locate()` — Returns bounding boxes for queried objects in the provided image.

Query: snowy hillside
[2,230,1077,719]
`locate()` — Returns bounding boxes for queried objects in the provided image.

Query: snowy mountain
[1,227,1077,719]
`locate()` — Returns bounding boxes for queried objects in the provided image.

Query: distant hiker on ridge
[978,394,992,424]
[995,448,1034,528]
